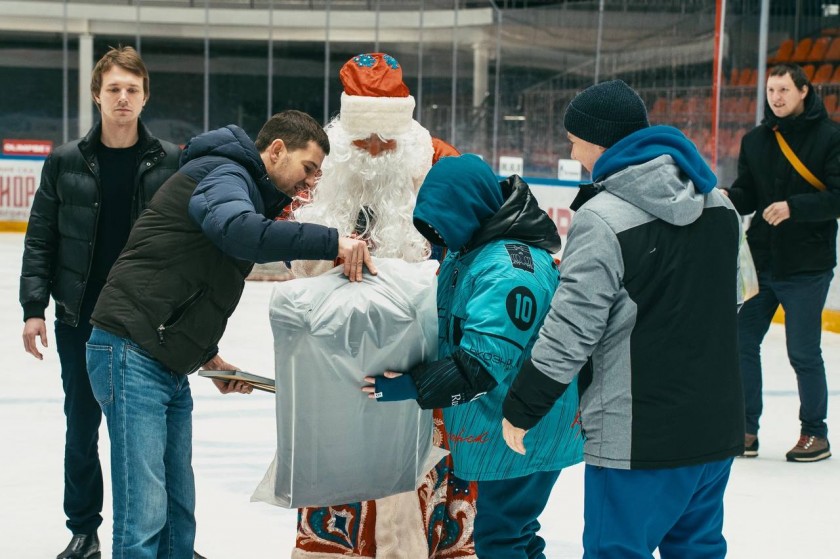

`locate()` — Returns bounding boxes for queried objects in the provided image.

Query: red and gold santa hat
[339,53,416,137]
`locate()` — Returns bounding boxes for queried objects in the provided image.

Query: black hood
[763,85,828,133]
[464,175,562,254]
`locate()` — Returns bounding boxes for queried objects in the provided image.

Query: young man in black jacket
[724,62,840,462]
[19,46,181,559]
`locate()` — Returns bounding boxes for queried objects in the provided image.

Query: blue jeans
[474,470,560,559]
[86,327,196,559]
[738,270,833,438]
[55,316,103,536]
[583,459,733,559]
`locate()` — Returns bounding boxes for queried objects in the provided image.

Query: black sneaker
[786,435,831,462]
[740,433,759,458]
[57,533,100,559]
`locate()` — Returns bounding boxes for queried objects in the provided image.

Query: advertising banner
[0,139,50,231]
[528,180,578,260]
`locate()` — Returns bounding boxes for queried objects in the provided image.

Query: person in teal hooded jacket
[362,154,583,559]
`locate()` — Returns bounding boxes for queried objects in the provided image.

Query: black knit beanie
[563,79,650,148]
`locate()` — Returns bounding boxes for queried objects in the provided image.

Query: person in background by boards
[724,62,840,462]
[19,45,183,559]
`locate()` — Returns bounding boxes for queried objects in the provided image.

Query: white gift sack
[252,258,446,509]
[738,232,759,302]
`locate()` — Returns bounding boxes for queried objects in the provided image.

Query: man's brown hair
[255,110,330,155]
[90,46,149,106]
[768,62,810,90]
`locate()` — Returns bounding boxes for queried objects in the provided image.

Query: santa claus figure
[290,52,475,559]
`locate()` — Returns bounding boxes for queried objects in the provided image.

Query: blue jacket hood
[592,125,717,194]
[179,124,288,212]
[180,125,267,181]
[413,154,504,251]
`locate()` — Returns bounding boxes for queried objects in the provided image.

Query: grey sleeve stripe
[531,208,623,385]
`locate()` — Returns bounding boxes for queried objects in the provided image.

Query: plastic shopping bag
[252,258,447,509]
[738,233,759,302]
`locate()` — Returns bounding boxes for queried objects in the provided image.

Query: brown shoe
[741,433,759,458]
[785,435,831,462]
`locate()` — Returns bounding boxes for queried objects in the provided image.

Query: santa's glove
[372,374,419,402]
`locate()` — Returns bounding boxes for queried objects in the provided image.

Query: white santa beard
[293,120,433,263]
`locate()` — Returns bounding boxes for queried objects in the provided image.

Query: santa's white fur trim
[290,117,433,274]
[340,92,416,137]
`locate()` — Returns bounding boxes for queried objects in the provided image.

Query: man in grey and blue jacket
[501,80,744,558]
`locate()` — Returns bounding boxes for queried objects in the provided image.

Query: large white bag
[738,232,759,302]
[252,258,446,509]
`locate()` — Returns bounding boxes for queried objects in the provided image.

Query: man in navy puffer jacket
[86,110,376,559]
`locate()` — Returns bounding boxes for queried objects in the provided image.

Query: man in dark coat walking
[725,62,840,463]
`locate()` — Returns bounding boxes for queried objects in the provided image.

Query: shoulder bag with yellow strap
[773,127,827,191]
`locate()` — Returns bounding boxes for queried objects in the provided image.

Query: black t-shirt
[82,141,140,315]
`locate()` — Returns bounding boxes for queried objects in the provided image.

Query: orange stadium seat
[807,36,831,61]
[722,128,748,158]
[769,38,794,63]
[650,96,668,116]
[685,95,702,114]
[824,93,838,114]
[825,37,840,61]
[812,63,834,84]
[729,67,740,85]
[721,97,737,123]
[737,68,756,86]
[734,96,751,122]
[831,65,840,83]
[716,129,736,159]
[745,98,757,123]
[802,64,816,81]
[791,38,814,63]
[733,128,749,156]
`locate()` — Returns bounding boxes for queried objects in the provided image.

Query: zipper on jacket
[73,155,102,328]
[182,277,245,374]
[133,146,164,222]
[157,288,205,345]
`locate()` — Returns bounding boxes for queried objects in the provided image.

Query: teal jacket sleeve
[410,259,550,408]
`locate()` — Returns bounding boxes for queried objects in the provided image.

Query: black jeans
[55,315,103,536]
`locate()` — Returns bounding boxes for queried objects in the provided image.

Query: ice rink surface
[1,233,838,558]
